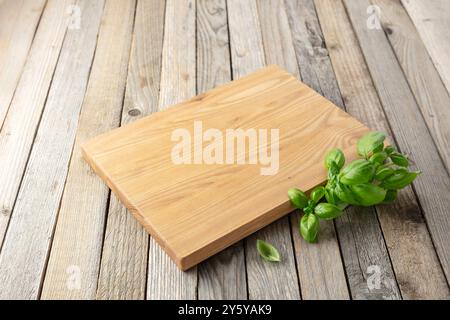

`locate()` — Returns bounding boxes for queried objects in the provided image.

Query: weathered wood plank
[284,0,343,107]
[196,0,246,300]
[40,0,136,299]
[0,0,104,300]
[317,0,448,299]
[256,0,299,77]
[335,207,401,299]
[312,0,401,300]
[372,0,450,172]
[0,0,46,127]
[284,0,350,300]
[401,0,450,95]
[227,0,264,77]
[378,193,450,298]
[96,0,165,300]
[227,0,301,300]
[196,0,231,94]
[343,0,450,288]
[0,0,74,248]
[198,244,246,300]
[146,0,197,300]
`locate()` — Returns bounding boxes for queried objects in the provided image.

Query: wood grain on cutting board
[82,65,369,270]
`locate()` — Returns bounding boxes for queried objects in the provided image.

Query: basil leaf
[324,187,338,205]
[390,153,409,167]
[380,170,420,190]
[339,159,375,185]
[304,205,313,215]
[336,201,349,211]
[375,165,395,181]
[310,186,326,204]
[384,145,396,155]
[325,148,345,170]
[369,151,388,165]
[382,189,397,203]
[300,213,319,243]
[335,182,360,205]
[314,203,342,220]
[357,131,386,158]
[288,188,308,209]
[256,239,281,262]
[349,183,387,206]
[327,161,341,179]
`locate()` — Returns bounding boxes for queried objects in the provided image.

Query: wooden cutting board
[82,65,369,270]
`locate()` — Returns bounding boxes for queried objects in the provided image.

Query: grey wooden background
[0,0,449,299]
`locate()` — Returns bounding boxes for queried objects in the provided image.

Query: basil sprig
[287,131,420,243]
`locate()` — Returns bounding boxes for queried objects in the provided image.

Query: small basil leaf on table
[288,188,308,209]
[375,165,395,181]
[256,239,281,262]
[380,170,420,190]
[300,213,319,243]
[382,189,397,203]
[339,159,375,185]
[369,151,388,165]
[314,203,342,220]
[357,131,386,158]
[310,186,326,204]
[390,153,409,167]
[349,183,387,206]
[325,148,345,170]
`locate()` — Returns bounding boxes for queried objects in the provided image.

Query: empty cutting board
[82,65,369,270]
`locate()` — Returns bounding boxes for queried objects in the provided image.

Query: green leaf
[384,145,396,155]
[310,186,326,204]
[380,170,420,190]
[369,151,388,165]
[357,131,386,158]
[339,159,375,185]
[327,161,341,179]
[375,165,395,181]
[304,205,313,215]
[336,201,349,211]
[288,188,308,209]
[382,189,397,203]
[324,186,338,205]
[390,153,409,167]
[335,182,360,205]
[349,183,387,206]
[300,214,319,243]
[314,203,342,220]
[325,148,345,170]
[256,240,281,262]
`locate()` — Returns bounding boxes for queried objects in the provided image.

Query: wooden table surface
[0,0,449,300]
